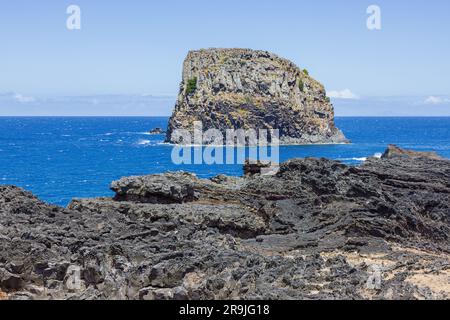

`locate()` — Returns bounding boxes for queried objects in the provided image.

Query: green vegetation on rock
[298,79,304,92]
[244,95,254,105]
[303,69,309,76]
[186,77,197,95]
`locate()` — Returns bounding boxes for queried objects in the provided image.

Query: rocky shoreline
[1,145,449,300]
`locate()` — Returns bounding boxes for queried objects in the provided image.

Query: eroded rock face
[166,48,348,145]
[382,144,444,160]
[1,146,449,300]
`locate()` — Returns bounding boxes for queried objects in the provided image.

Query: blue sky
[1,0,449,115]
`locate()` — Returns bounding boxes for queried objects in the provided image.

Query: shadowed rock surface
[166,48,348,145]
[1,146,449,300]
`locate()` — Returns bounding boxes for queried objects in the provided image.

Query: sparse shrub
[186,77,197,95]
[244,95,254,105]
[325,96,331,103]
[298,79,304,92]
[303,69,309,76]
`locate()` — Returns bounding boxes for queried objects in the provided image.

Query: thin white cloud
[14,93,35,103]
[424,96,450,105]
[328,89,359,100]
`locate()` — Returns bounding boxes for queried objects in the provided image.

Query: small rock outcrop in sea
[149,128,166,135]
[1,146,449,300]
[166,48,348,145]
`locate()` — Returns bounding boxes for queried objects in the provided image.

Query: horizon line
[1,115,450,118]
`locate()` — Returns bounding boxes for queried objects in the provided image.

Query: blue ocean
[1,117,449,206]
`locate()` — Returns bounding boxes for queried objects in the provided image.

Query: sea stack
[166,48,348,144]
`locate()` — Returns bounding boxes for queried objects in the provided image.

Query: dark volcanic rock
[149,128,166,135]
[1,146,449,300]
[382,144,444,160]
[243,160,279,177]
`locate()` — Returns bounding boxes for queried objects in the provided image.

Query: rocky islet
[166,48,348,145]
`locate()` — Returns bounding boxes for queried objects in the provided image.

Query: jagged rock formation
[1,146,449,300]
[382,144,444,160]
[166,48,348,145]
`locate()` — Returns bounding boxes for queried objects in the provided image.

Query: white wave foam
[137,139,151,145]
[373,152,383,158]
[340,152,382,162]
[340,157,367,162]
[123,131,152,135]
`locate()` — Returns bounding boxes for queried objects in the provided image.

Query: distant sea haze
[0,117,449,206]
[1,93,450,116]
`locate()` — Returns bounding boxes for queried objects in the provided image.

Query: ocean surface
[1,117,449,206]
